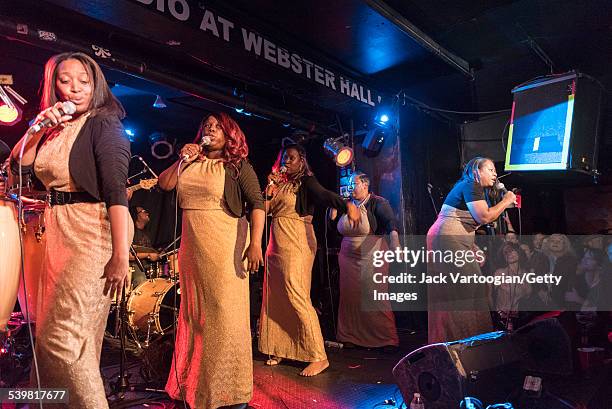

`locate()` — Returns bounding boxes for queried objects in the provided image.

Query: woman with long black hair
[258,142,360,376]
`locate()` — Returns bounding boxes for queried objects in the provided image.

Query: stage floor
[100,328,426,409]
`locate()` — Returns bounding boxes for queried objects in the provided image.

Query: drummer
[129,205,159,286]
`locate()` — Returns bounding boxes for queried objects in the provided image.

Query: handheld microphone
[28,101,77,134]
[494,181,508,194]
[136,156,158,178]
[495,182,520,195]
[181,135,211,161]
[268,165,287,186]
[495,182,520,208]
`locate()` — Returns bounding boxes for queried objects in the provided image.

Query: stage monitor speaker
[392,331,523,409]
[460,113,509,164]
[505,71,603,173]
[511,316,575,376]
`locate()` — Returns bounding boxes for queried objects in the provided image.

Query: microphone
[28,101,77,134]
[495,182,520,195]
[494,181,508,194]
[136,156,158,178]
[267,165,287,186]
[181,135,211,161]
[495,181,520,208]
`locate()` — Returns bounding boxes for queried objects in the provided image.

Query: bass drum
[18,202,47,323]
[0,200,21,330]
[127,278,180,337]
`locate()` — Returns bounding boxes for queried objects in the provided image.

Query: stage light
[0,74,27,126]
[0,103,21,125]
[362,127,387,153]
[124,128,136,142]
[152,95,167,109]
[323,136,354,167]
[374,111,391,128]
[149,131,174,159]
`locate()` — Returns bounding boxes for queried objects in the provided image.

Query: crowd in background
[476,230,612,345]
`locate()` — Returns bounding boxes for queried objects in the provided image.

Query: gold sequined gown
[258,183,327,362]
[336,197,399,347]
[426,206,492,343]
[165,158,252,409]
[33,113,117,409]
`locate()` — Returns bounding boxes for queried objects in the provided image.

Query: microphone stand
[108,245,165,404]
[159,236,181,256]
[426,183,438,217]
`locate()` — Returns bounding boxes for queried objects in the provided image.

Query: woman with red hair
[159,112,265,409]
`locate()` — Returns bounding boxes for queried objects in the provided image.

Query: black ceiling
[1,0,611,149]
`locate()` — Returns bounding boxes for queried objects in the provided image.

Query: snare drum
[127,278,180,337]
[0,200,21,330]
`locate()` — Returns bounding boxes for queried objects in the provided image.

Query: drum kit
[107,246,182,349]
[0,166,183,355]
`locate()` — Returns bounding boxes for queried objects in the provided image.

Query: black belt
[48,190,100,206]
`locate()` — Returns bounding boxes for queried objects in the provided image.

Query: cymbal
[132,245,158,254]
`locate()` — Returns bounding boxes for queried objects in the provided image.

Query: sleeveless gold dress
[165,157,252,408]
[258,182,326,362]
[336,195,399,347]
[33,113,116,408]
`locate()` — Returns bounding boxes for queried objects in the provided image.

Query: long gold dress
[426,206,492,343]
[166,157,252,409]
[33,113,115,408]
[258,182,326,362]
[336,196,399,347]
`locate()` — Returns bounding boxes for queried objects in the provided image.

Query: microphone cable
[324,207,338,337]
[17,134,43,409]
[171,158,188,409]
[260,183,293,409]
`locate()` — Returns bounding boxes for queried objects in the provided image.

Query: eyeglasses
[138,209,149,214]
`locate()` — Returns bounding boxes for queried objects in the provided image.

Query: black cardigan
[217,159,265,218]
[335,193,398,235]
[11,113,131,207]
[295,175,347,216]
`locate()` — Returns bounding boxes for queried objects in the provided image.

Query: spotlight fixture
[153,95,167,109]
[0,74,26,126]
[362,127,387,154]
[149,131,174,159]
[124,128,136,142]
[323,135,354,167]
[374,109,392,128]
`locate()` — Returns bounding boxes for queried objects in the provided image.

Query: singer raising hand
[258,142,360,377]
[426,157,516,344]
[158,112,264,409]
[10,52,131,409]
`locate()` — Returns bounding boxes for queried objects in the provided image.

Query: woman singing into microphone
[258,142,359,376]
[426,157,516,343]
[158,112,264,409]
[10,52,131,408]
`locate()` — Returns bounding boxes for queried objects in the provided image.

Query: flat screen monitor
[505,74,576,171]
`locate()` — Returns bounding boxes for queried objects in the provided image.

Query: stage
[99,329,426,409]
